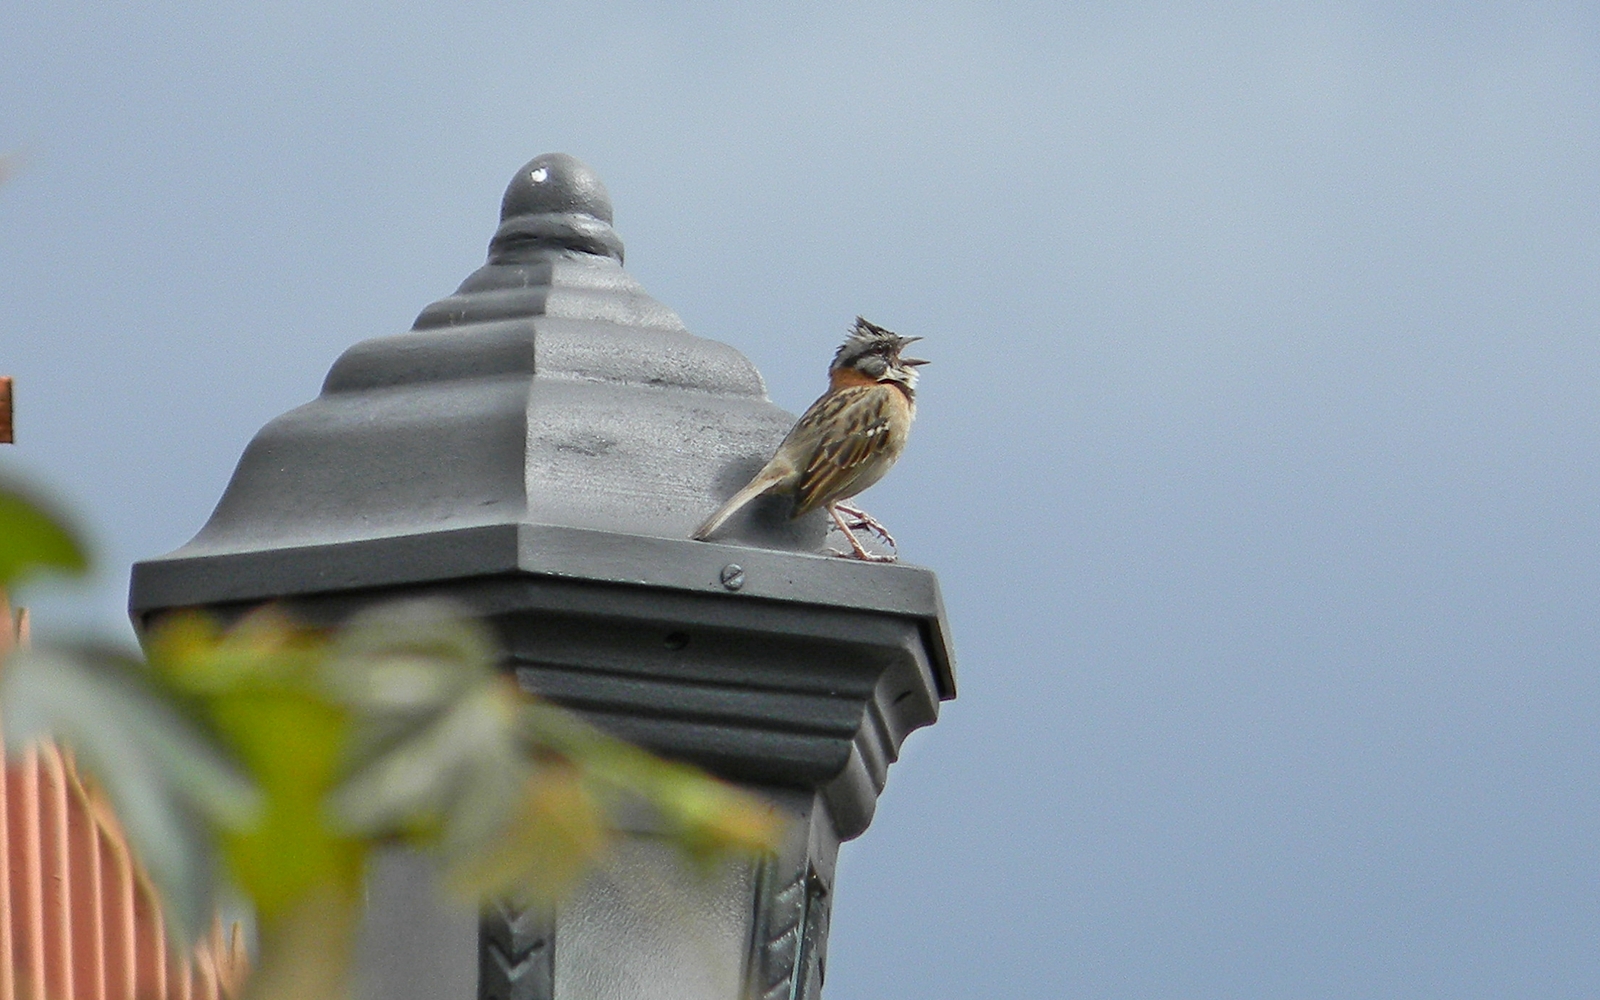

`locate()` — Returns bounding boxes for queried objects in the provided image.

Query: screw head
[720,564,745,591]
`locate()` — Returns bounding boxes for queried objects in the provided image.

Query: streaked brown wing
[789,385,897,517]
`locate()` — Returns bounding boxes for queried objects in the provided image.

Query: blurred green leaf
[515,698,784,860]
[0,644,260,941]
[319,600,493,752]
[146,610,365,921]
[241,883,361,1000]
[324,599,782,902]
[148,608,328,695]
[324,602,530,868]
[0,484,89,586]
[446,765,610,906]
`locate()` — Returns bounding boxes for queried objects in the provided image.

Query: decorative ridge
[490,213,623,264]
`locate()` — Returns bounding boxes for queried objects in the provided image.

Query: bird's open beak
[896,335,928,365]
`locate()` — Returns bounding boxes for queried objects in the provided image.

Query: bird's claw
[827,503,899,561]
[834,502,897,548]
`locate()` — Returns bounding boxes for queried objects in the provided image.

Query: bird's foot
[827,504,899,562]
[834,502,898,549]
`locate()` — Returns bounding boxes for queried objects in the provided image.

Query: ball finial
[500,153,614,224]
[491,153,624,262]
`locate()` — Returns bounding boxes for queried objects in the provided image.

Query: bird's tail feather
[691,473,786,540]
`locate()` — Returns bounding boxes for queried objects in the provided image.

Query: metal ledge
[131,521,955,701]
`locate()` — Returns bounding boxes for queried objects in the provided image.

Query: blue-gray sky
[4,2,1599,997]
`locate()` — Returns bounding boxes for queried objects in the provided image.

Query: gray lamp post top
[133,156,955,999]
[131,152,954,698]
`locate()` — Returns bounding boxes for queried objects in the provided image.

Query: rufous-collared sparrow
[692,317,927,561]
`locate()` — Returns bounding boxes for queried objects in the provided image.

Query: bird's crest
[833,317,923,366]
